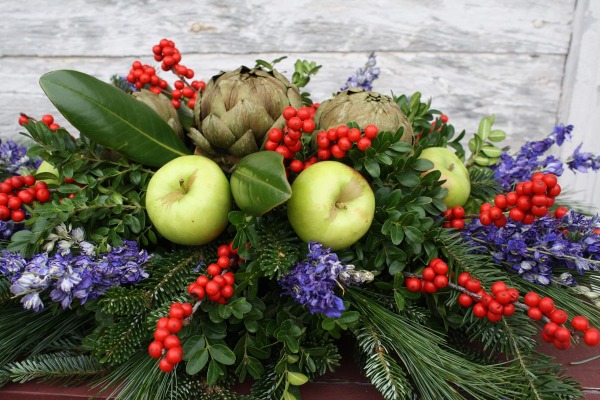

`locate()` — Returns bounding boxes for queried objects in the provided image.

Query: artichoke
[132,89,184,141]
[315,88,414,143]
[189,66,302,161]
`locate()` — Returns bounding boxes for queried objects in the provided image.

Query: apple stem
[449,163,455,172]
[179,178,187,193]
[335,202,348,210]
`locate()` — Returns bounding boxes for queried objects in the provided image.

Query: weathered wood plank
[0,0,574,57]
[0,52,564,149]
[558,0,600,212]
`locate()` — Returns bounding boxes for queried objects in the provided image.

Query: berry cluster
[457,274,518,322]
[127,39,206,110]
[18,114,60,131]
[442,206,465,230]
[455,273,600,349]
[186,242,238,304]
[0,175,51,222]
[265,105,317,162]
[148,301,192,372]
[416,114,448,141]
[405,258,449,294]
[315,124,378,161]
[479,172,563,227]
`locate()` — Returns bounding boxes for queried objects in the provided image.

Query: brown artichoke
[189,66,302,161]
[315,88,413,143]
[132,89,184,141]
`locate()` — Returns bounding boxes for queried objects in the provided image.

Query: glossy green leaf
[488,129,507,142]
[186,348,209,375]
[287,371,309,386]
[209,344,236,365]
[230,151,292,216]
[39,70,190,167]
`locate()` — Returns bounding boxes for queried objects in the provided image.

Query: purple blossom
[0,139,41,175]
[0,237,149,311]
[463,211,600,286]
[279,242,372,318]
[567,143,600,173]
[340,52,380,92]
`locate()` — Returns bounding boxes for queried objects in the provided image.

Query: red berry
[181,302,193,317]
[494,195,507,210]
[289,160,304,173]
[363,124,379,139]
[222,271,235,286]
[553,327,571,342]
[549,309,568,325]
[495,290,511,305]
[212,275,226,288]
[554,206,569,218]
[542,174,558,189]
[508,207,525,222]
[41,114,54,125]
[505,192,518,206]
[493,215,507,227]
[522,181,533,195]
[217,256,230,269]
[169,304,185,320]
[159,358,175,373]
[531,205,548,217]
[487,311,503,323]
[167,318,183,333]
[326,128,338,141]
[502,303,515,316]
[282,106,297,120]
[433,274,449,289]
[440,114,449,123]
[217,244,231,258]
[490,281,508,295]
[18,116,29,125]
[35,188,51,203]
[17,190,34,204]
[405,277,422,292]
[156,317,170,330]
[0,205,10,221]
[336,125,350,138]
[450,219,465,230]
[347,128,362,142]
[517,196,532,211]
[458,293,473,307]
[527,307,543,320]
[330,145,346,159]
[190,285,205,300]
[531,180,547,195]
[472,303,487,318]
[296,107,311,121]
[422,281,437,294]
[221,284,234,299]
[571,315,590,332]
[523,292,540,307]
[356,137,372,151]
[302,119,315,134]
[7,197,22,211]
[543,322,559,337]
[479,212,493,226]
[422,267,436,281]
[465,279,481,293]
[317,148,331,160]
[11,209,25,222]
[584,328,600,346]
[154,327,171,342]
[489,207,503,220]
[163,335,181,349]
[531,194,547,206]
[23,175,36,186]
[148,340,164,358]
[480,203,492,213]
[451,206,465,219]
[538,297,555,314]
[431,260,449,275]
[287,117,302,131]
[523,212,535,225]
[547,184,561,198]
[457,272,471,287]
[265,140,278,151]
[166,346,184,364]
[10,176,24,189]
[275,146,292,159]
[268,128,283,143]
[205,281,220,296]
[507,288,520,302]
[196,275,209,287]
[337,137,352,151]
[480,293,494,308]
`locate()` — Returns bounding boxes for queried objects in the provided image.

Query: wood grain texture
[0,0,574,56]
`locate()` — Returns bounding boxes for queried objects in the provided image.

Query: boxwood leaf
[230,151,292,216]
[39,70,190,167]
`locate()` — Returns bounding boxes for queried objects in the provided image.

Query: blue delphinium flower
[279,242,373,318]
[0,139,41,175]
[0,225,149,311]
[567,143,600,173]
[340,52,380,92]
[463,211,600,286]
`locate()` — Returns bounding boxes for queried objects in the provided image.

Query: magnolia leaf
[230,151,292,216]
[39,70,190,167]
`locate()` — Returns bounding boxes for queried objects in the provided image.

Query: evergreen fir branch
[98,287,149,316]
[347,288,523,400]
[251,363,285,400]
[355,324,413,400]
[4,351,105,385]
[0,277,11,303]
[93,314,147,366]
[0,304,93,367]
[142,247,209,304]
[467,166,500,203]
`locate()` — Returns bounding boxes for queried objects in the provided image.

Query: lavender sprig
[279,242,373,318]
[340,52,380,92]
[0,139,41,176]
[463,211,600,286]
[0,224,149,311]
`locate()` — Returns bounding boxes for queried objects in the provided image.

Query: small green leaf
[287,371,309,386]
[230,151,292,216]
[403,226,424,243]
[363,158,380,178]
[394,290,406,310]
[488,129,507,142]
[186,348,209,375]
[477,116,492,140]
[209,344,236,365]
[206,360,224,385]
[481,145,503,157]
[282,391,297,400]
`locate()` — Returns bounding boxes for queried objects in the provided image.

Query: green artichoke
[315,88,413,143]
[190,66,302,161]
[132,89,184,141]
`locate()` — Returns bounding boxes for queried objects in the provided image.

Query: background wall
[0,0,598,210]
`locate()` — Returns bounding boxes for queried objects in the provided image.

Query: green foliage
[10,120,156,256]
[3,351,104,385]
[465,115,507,167]
[464,166,501,212]
[292,59,321,105]
[39,70,191,167]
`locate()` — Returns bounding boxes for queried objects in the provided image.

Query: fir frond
[355,324,413,400]
[0,304,93,367]
[4,351,105,385]
[251,363,285,400]
[110,74,134,94]
[0,277,10,303]
[348,288,523,400]
[467,166,500,203]
[93,314,147,366]
[142,247,209,304]
[99,287,149,316]
[250,215,301,280]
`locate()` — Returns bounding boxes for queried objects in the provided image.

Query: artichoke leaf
[188,127,217,155]
[228,130,259,157]
[222,99,274,140]
[201,114,237,149]
[230,151,292,216]
[39,70,190,167]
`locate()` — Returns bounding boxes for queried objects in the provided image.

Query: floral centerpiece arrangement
[0,39,599,400]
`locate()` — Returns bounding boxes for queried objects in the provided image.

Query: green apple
[287,161,375,250]
[419,147,470,208]
[35,160,59,185]
[145,155,232,245]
